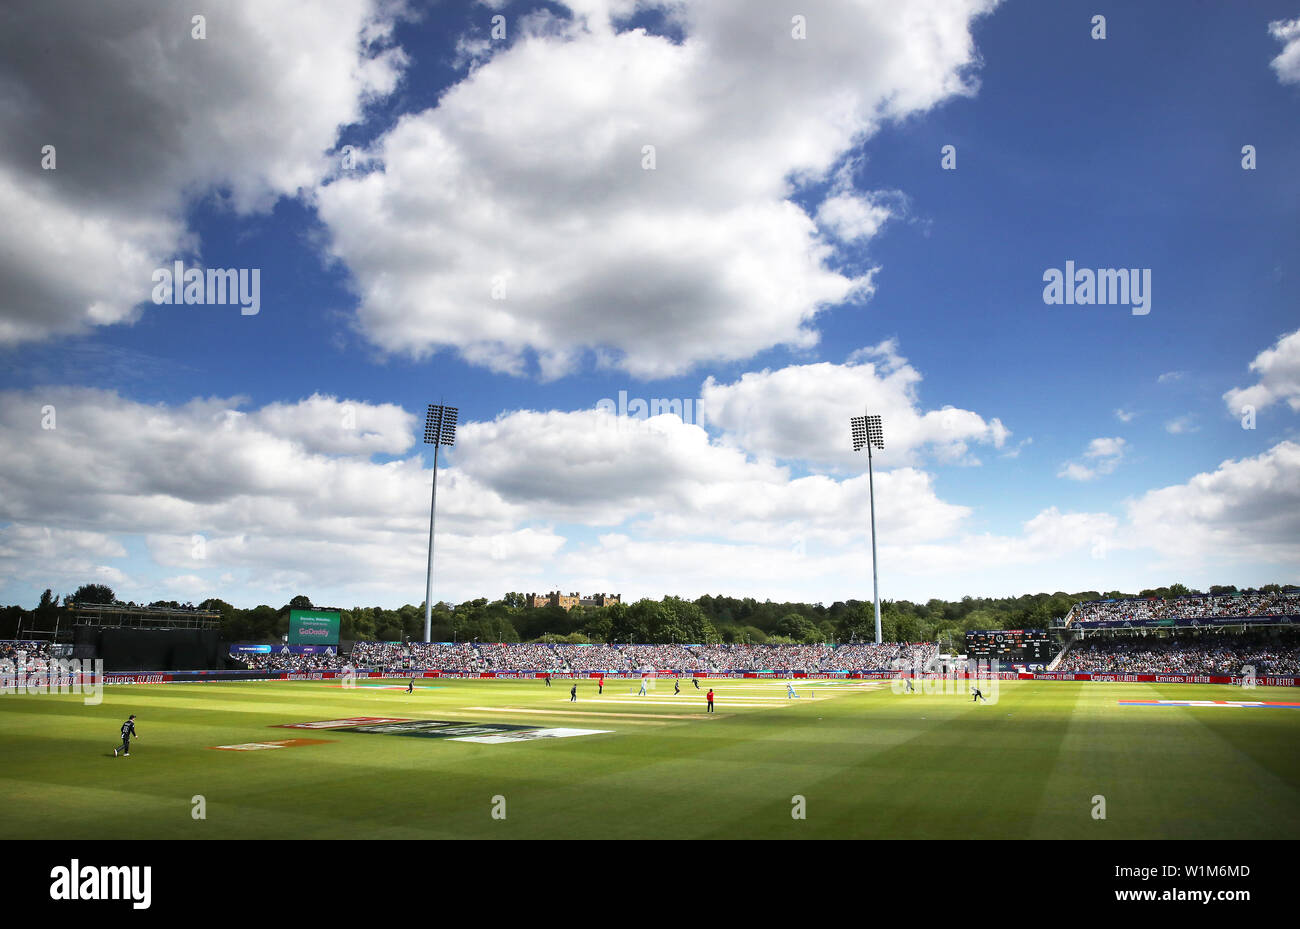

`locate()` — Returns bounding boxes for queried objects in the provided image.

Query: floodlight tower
[423,403,458,642]
[850,413,885,644]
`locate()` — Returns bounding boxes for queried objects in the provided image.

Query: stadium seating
[1068,591,1300,626]
[1056,630,1300,675]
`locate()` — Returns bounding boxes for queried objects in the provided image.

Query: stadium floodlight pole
[423,402,458,643]
[851,413,885,644]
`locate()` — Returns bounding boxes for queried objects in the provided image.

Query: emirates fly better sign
[288,609,341,646]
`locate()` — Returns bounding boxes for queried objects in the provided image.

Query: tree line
[1,581,1292,646]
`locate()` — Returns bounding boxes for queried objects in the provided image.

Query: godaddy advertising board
[288,610,340,646]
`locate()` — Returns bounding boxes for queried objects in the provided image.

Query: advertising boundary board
[95,669,1300,686]
[101,670,383,685]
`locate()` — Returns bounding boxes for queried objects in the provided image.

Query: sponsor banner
[275,717,413,730]
[82,668,1300,688]
[288,609,340,645]
[230,644,340,656]
[103,670,382,685]
[452,727,612,744]
[1119,700,1300,708]
[210,739,333,751]
[478,671,544,678]
[1074,614,1298,630]
[278,669,372,682]
[1031,672,1300,686]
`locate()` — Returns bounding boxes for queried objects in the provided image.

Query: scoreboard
[964,629,1055,664]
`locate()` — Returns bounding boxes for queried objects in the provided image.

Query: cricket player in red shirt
[706,688,715,713]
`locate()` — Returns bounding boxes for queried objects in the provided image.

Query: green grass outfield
[1,676,1297,839]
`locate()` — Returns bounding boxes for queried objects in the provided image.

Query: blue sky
[0,0,1297,610]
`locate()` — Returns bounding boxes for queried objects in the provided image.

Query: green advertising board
[288,609,340,645]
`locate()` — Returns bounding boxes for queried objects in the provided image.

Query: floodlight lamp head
[865,414,884,449]
[851,413,885,451]
[850,415,867,452]
[424,403,458,447]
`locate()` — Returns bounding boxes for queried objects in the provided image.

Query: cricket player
[114,715,138,757]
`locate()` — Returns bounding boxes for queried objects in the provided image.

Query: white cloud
[6,385,1290,609]
[0,382,992,605]
[1164,415,1198,435]
[816,174,900,242]
[0,388,548,603]
[0,525,128,593]
[0,0,407,345]
[1115,408,1136,423]
[1223,328,1300,416]
[248,394,417,457]
[455,405,972,546]
[1001,437,1032,459]
[1157,371,1185,384]
[1126,440,1300,567]
[316,0,998,377]
[700,341,1010,469]
[1058,437,1126,481]
[1269,18,1300,84]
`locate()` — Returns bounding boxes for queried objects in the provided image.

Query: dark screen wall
[81,627,225,671]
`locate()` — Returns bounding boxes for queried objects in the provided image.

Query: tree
[580,608,613,643]
[35,589,60,624]
[840,602,877,642]
[72,584,115,605]
[288,595,314,611]
[775,613,819,643]
[613,599,658,644]
[657,597,716,643]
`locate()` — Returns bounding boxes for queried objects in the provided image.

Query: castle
[525,591,621,611]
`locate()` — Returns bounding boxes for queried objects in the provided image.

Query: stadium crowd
[236,652,346,672]
[829,642,940,671]
[332,640,948,673]
[213,631,1300,677]
[474,642,564,671]
[1057,632,1300,675]
[350,641,477,670]
[0,640,56,665]
[551,644,626,671]
[1070,591,1300,626]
